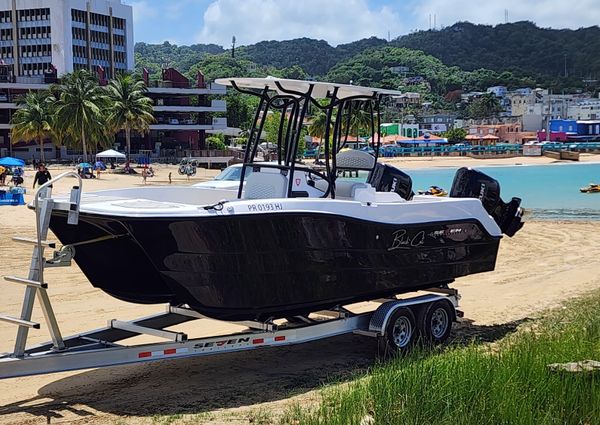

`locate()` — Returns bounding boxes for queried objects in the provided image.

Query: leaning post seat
[243,171,288,200]
[335,149,376,170]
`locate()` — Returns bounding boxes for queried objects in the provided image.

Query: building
[0,0,133,79]
[390,92,421,108]
[467,123,536,144]
[420,113,457,133]
[0,0,134,159]
[538,118,600,142]
[487,86,507,98]
[141,67,227,155]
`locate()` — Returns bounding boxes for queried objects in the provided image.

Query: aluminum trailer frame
[0,292,458,380]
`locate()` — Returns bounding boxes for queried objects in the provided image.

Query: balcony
[147,82,226,95]
[152,99,226,113]
[149,117,227,131]
[19,38,51,47]
[17,19,50,28]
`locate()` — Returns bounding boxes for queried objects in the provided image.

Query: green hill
[392,21,600,83]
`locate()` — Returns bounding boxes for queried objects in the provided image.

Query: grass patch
[282,291,600,425]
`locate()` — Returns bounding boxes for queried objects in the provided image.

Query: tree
[11,91,54,162]
[443,128,468,144]
[53,70,106,161]
[206,133,226,150]
[105,73,154,160]
[466,93,504,120]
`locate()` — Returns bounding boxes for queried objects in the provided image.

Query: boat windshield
[214,166,253,181]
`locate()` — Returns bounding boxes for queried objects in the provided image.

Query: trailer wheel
[380,307,416,353]
[420,300,453,344]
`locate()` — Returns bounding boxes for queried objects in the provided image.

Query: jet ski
[418,185,448,196]
[580,183,600,193]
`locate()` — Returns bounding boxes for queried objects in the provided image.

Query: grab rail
[33,171,83,294]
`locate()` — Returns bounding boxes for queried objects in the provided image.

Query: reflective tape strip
[274,336,286,342]
[138,347,189,358]
[252,338,264,344]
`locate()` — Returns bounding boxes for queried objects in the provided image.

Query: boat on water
[46,77,524,321]
[580,183,600,193]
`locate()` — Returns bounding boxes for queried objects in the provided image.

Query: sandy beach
[0,156,599,424]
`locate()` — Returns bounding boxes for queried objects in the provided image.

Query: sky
[125,0,600,47]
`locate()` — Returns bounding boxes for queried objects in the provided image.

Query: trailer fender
[368,294,457,336]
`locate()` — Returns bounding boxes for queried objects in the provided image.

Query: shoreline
[380,152,600,169]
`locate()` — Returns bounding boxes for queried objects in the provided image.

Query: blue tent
[0,157,25,167]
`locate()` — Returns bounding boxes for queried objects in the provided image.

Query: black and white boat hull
[49,193,502,320]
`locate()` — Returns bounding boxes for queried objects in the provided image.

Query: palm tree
[11,91,54,162]
[105,73,154,160]
[307,108,331,162]
[53,70,106,162]
[344,104,372,145]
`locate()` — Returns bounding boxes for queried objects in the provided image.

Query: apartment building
[141,67,227,154]
[0,0,133,79]
[0,0,133,159]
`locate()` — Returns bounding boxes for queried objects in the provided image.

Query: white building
[0,0,133,79]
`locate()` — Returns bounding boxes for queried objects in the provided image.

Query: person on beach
[33,163,51,188]
[168,172,172,184]
[141,167,147,184]
[0,165,6,186]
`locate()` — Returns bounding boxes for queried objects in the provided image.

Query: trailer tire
[380,307,416,354]
[420,300,453,345]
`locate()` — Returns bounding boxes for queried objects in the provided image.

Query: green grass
[282,291,600,425]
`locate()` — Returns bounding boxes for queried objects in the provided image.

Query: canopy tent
[482,134,500,140]
[465,134,480,141]
[96,149,126,159]
[0,157,25,167]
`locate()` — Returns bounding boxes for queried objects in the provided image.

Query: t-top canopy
[215,77,402,100]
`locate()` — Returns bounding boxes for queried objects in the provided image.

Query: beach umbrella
[78,162,92,168]
[0,157,25,167]
[94,161,106,170]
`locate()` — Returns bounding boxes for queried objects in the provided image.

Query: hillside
[393,21,600,81]
[133,22,600,93]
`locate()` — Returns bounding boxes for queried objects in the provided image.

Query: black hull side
[50,211,500,320]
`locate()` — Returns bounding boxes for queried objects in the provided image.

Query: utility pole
[545,91,552,142]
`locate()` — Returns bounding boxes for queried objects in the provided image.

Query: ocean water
[407,163,600,221]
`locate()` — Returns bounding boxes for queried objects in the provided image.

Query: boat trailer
[0,172,461,380]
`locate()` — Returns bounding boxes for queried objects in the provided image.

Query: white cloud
[129,1,158,24]
[196,0,402,47]
[411,0,600,30]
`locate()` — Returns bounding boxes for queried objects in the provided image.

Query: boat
[560,150,579,161]
[417,186,448,196]
[580,183,600,193]
[45,77,524,321]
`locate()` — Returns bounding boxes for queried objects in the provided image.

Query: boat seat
[336,149,376,170]
[243,171,288,199]
[354,186,403,203]
[314,180,369,198]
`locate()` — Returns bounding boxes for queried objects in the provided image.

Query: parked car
[169,118,179,125]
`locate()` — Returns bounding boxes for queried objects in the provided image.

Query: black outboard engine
[450,167,523,237]
[368,163,414,200]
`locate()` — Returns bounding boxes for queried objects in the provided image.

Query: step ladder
[0,172,82,357]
